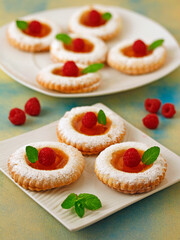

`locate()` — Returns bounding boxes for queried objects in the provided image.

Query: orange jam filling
[63,39,94,53]
[52,67,83,77]
[23,23,51,38]
[111,149,152,173]
[121,45,153,58]
[25,148,68,170]
[72,113,111,136]
[80,10,106,27]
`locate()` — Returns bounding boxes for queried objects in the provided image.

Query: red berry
[73,38,85,52]
[62,61,79,77]
[161,103,176,118]
[25,97,41,116]
[88,10,101,26]
[82,112,97,128]
[28,20,42,34]
[8,108,26,125]
[38,147,56,166]
[132,40,147,55]
[144,98,161,113]
[142,113,159,129]
[123,148,141,167]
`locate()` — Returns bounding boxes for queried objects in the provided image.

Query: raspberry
[8,108,26,125]
[38,147,56,166]
[142,114,159,129]
[25,97,41,116]
[73,38,85,52]
[144,98,161,113]
[161,103,176,118]
[62,61,79,77]
[87,10,101,26]
[82,112,97,128]
[132,40,147,55]
[28,20,42,34]
[123,148,141,167]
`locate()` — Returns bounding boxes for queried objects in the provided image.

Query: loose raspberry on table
[132,39,147,55]
[73,38,85,52]
[82,112,97,128]
[62,61,79,77]
[161,103,176,118]
[38,147,56,166]
[144,98,161,113]
[142,113,159,129]
[123,148,141,167]
[28,20,42,34]
[25,97,41,116]
[87,9,101,26]
[8,108,26,125]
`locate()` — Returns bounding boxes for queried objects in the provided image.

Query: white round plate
[0,6,180,98]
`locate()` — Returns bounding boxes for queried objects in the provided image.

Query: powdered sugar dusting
[50,33,107,64]
[95,141,167,184]
[37,63,101,87]
[57,106,126,150]
[7,16,61,47]
[8,142,84,182]
[69,5,121,38]
[108,40,166,68]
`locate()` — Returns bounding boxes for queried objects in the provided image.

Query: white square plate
[0,7,180,98]
[0,103,180,231]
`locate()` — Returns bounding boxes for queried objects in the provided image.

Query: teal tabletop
[0,0,180,239]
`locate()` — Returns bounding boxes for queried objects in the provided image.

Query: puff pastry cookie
[36,62,101,93]
[107,40,166,75]
[50,33,107,65]
[57,106,126,155]
[8,142,85,191]
[69,5,121,40]
[7,16,60,52]
[95,142,167,194]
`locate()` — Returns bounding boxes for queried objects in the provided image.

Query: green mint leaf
[55,33,72,44]
[148,39,164,51]
[61,193,77,209]
[26,146,38,163]
[102,12,112,21]
[81,63,104,74]
[75,200,85,218]
[141,146,160,165]
[16,20,28,30]
[79,193,102,210]
[97,109,107,125]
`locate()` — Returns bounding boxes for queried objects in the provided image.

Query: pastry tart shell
[68,5,122,41]
[50,33,107,65]
[57,106,126,155]
[7,16,60,52]
[95,142,167,194]
[36,63,101,93]
[8,142,85,191]
[107,40,166,75]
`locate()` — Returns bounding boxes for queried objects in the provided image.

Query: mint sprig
[141,146,160,165]
[61,193,77,209]
[61,193,102,218]
[97,109,107,125]
[79,193,102,210]
[16,20,28,30]
[26,146,38,163]
[148,39,164,51]
[55,33,72,44]
[81,63,104,74]
[102,12,112,21]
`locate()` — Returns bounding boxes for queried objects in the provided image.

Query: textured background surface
[0,0,180,239]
